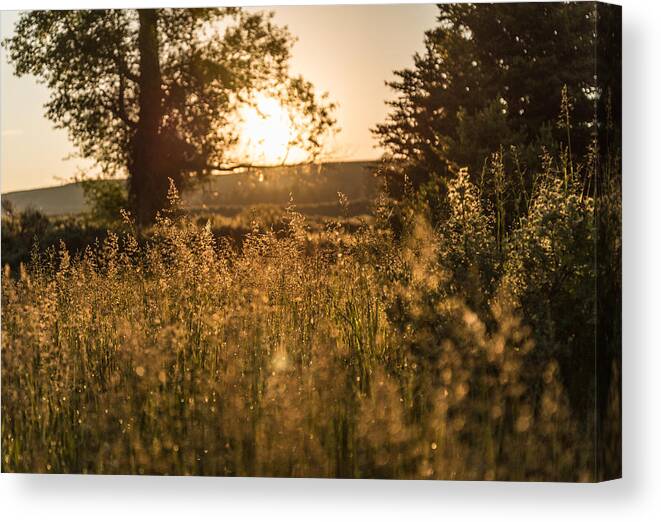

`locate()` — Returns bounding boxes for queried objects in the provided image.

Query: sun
[236,93,310,166]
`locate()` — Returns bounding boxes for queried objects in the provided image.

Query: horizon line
[1,157,382,195]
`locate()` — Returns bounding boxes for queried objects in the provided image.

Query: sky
[0,4,438,193]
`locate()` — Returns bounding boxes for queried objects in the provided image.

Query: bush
[81,178,128,225]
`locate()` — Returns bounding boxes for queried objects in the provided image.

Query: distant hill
[1,183,88,216]
[1,160,379,217]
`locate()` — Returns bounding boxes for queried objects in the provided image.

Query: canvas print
[1,2,621,481]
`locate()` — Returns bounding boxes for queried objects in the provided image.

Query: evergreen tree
[374,2,619,200]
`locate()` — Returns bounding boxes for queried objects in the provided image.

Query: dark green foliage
[81,178,129,225]
[1,203,108,272]
[373,2,620,229]
[371,7,622,466]
[502,176,597,420]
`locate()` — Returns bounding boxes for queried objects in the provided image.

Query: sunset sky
[0,4,437,193]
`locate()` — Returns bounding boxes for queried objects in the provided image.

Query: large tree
[374,2,620,197]
[5,9,335,224]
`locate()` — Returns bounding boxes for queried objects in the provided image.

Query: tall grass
[2,154,619,480]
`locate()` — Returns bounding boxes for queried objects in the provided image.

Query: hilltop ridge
[1,160,379,216]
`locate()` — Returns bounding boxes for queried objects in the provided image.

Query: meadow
[1,155,621,480]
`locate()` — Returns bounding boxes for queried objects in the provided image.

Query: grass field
[0,2,622,484]
[1,169,619,480]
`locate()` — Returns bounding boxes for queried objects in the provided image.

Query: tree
[373,2,620,199]
[5,9,335,224]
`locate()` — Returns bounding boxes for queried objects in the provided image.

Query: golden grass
[1,182,603,480]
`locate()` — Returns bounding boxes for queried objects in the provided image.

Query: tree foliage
[4,9,335,223]
[373,2,620,198]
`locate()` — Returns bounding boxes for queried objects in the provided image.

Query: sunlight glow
[236,93,310,166]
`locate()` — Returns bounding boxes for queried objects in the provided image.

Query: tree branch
[112,53,139,84]
[112,73,137,128]
[203,159,319,174]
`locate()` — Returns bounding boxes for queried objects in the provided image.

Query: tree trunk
[130,9,168,225]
